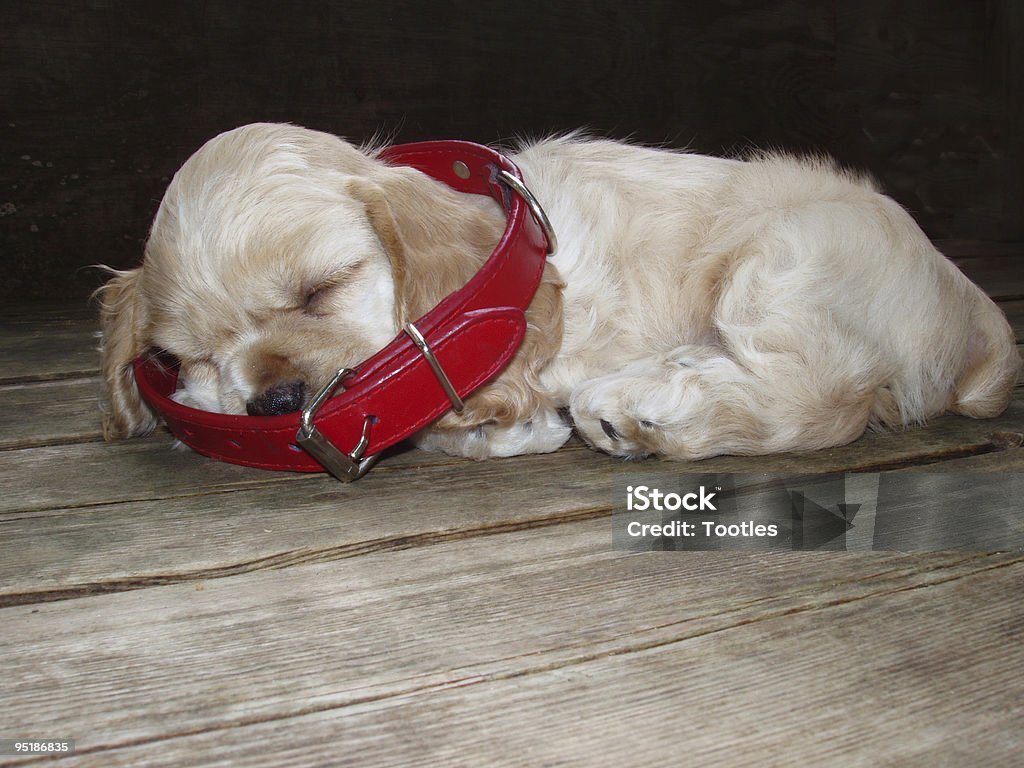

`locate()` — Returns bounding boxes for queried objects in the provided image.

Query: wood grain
[74,558,1024,767]
[2,518,1018,765]
[0,377,102,450]
[0,306,98,384]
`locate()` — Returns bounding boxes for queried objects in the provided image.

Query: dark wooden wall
[3,0,1021,304]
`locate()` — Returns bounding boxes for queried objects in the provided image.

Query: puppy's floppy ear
[96,267,158,439]
[348,168,504,326]
[347,179,412,327]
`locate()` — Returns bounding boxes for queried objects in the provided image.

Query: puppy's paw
[415,407,572,459]
[569,353,720,460]
[570,412,658,461]
[570,348,770,462]
[171,363,224,413]
[569,378,659,460]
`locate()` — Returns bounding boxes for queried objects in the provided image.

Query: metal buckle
[404,322,464,413]
[296,368,380,482]
[496,168,558,255]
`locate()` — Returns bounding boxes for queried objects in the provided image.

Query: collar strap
[133,140,554,481]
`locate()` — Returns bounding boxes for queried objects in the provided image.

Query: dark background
[3,0,1022,305]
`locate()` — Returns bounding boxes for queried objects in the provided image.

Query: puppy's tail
[951,286,1021,419]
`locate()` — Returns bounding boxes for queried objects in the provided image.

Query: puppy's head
[98,123,503,438]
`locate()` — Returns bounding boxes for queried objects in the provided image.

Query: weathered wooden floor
[2,242,1022,766]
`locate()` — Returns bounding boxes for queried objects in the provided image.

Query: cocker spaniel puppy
[98,123,1020,462]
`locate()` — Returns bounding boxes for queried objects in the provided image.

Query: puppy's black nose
[246,381,306,417]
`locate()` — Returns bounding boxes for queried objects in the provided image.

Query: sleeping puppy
[98,123,1021,461]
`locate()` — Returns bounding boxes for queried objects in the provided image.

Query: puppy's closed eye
[299,263,364,317]
[302,280,339,317]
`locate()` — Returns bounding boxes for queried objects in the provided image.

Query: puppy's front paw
[569,348,769,462]
[416,408,572,459]
[569,381,657,460]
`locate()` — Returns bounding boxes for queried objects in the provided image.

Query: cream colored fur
[98,123,1021,462]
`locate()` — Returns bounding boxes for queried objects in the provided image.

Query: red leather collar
[133,140,554,480]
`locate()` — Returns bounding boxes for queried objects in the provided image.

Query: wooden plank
[0,435,318,514]
[0,432,489,518]
[0,448,602,601]
[0,377,102,450]
[5,396,1024,603]
[1,389,1022,610]
[2,421,1024,602]
[0,303,96,321]
[70,555,1021,768]
[1,517,1017,761]
[0,306,99,383]
[952,255,1024,299]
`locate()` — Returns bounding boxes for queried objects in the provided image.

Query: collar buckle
[296,368,380,482]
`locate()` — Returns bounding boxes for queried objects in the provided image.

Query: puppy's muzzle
[247,381,306,417]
